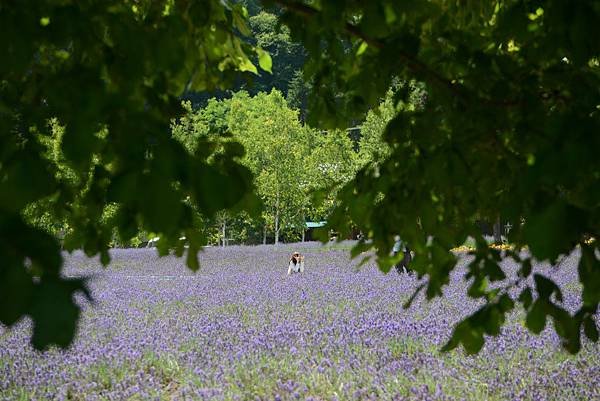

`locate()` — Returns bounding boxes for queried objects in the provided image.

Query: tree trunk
[263,225,267,245]
[274,210,280,245]
[222,220,226,247]
[302,228,305,242]
[274,190,280,245]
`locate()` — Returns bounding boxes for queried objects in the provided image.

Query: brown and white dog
[287,251,305,274]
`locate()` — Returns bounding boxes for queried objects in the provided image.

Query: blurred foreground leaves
[272,0,600,354]
[0,0,266,349]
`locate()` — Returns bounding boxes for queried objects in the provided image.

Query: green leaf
[0,153,57,212]
[61,122,100,170]
[442,302,513,355]
[480,307,503,336]
[483,259,506,281]
[313,227,330,242]
[0,261,34,326]
[100,249,110,266]
[519,287,533,309]
[523,201,586,261]
[467,276,488,298]
[356,41,369,56]
[28,278,90,350]
[498,294,514,312]
[238,56,258,75]
[549,306,580,354]
[579,245,600,306]
[232,7,252,36]
[257,48,272,73]
[186,242,200,272]
[583,316,599,342]
[534,274,563,302]
[138,173,183,236]
[526,300,547,334]
[519,258,532,278]
[460,323,485,355]
[115,205,139,242]
[350,240,373,258]
[383,4,397,24]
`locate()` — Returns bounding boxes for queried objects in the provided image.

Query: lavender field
[1,243,598,401]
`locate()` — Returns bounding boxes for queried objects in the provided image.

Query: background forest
[24,1,413,247]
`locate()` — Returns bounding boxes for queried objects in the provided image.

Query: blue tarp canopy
[305,221,327,228]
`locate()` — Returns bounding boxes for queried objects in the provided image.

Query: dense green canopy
[1,0,598,353]
[277,0,600,354]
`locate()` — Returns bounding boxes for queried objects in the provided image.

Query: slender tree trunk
[274,190,280,245]
[222,220,226,247]
[274,211,280,245]
[302,228,305,242]
[263,225,267,245]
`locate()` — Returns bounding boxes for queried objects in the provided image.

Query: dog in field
[287,251,305,274]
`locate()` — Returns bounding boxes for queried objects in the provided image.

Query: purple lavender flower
[0,244,597,400]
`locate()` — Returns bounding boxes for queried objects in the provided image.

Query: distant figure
[288,251,305,274]
[392,236,412,274]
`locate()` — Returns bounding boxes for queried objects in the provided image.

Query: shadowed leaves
[0,0,266,350]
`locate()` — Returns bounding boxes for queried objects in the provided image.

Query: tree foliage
[249,11,305,94]
[174,90,358,244]
[1,0,267,349]
[181,5,308,113]
[229,91,309,243]
[268,0,599,354]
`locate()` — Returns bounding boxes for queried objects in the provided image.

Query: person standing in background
[392,236,412,274]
